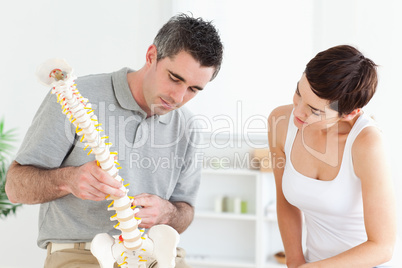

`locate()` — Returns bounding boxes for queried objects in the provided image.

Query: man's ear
[145,45,158,66]
[342,108,362,121]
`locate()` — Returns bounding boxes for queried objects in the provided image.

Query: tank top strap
[343,112,377,156]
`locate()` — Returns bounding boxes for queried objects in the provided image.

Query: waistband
[48,242,92,254]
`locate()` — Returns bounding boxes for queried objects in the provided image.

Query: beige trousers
[44,243,190,268]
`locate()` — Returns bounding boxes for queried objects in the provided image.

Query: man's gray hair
[153,13,223,80]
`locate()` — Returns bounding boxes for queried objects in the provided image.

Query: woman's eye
[311,109,320,116]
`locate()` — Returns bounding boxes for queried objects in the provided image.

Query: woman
[268,45,398,267]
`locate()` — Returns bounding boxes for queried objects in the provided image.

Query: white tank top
[282,111,396,266]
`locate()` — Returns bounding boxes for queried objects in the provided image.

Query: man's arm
[6,160,125,204]
[133,193,194,233]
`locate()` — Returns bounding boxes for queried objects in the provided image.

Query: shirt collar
[112,67,172,124]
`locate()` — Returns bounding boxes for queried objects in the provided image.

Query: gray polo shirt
[15,68,203,248]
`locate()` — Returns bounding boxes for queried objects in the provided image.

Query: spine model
[36,59,179,268]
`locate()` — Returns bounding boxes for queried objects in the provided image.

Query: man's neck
[127,70,151,117]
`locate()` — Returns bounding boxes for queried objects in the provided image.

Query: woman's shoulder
[352,114,382,150]
[353,124,383,155]
[268,104,293,127]
[352,120,386,178]
[268,104,293,149]
[269,103,292,116]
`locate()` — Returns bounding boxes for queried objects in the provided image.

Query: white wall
[174,0,314,140]
[0,0,401,267]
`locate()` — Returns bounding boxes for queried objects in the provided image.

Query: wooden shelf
[264,216,278,222]
[187,256,255,268]
[202,167,263,176]
[264,257,287,268]
[179,169,283,268]
[186,256,286,268]
[195,210,257,220]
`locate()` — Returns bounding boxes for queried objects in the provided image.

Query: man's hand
[132,193,174,229]
[63,160,125,201]
[6,160,124,204]
[132,193,194,233]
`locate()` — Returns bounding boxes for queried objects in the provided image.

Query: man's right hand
[5,160,125,204]
[64,160,126,201]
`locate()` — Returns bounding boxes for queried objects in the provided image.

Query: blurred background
[0,0,401,266]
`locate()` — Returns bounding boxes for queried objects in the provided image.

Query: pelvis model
[36,59,180,268]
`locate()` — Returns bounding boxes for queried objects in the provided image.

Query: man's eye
[169,75,179,82]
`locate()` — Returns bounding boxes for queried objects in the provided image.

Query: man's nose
[169,86,187,104]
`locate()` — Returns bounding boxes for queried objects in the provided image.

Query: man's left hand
[132,193,174,229]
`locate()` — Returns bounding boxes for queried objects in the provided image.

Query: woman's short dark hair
[305,45,378,115]
[153,13,223,81]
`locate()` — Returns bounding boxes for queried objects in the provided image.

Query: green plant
[0,118,21,218]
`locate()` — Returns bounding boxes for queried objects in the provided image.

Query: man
[5,13,223,267]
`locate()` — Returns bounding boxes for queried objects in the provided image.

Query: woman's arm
[268,105,306,268]
[299,126,396,268]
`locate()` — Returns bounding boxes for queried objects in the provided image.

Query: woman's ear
[342,108,362,121]
[145,44,157,66]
